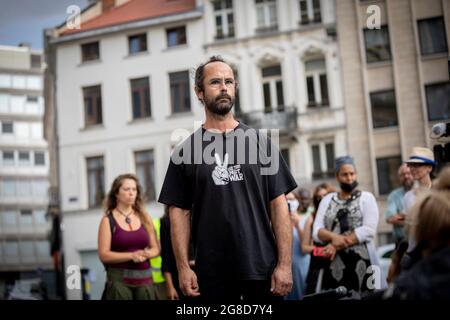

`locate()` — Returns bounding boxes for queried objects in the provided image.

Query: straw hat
[405,147,435,166]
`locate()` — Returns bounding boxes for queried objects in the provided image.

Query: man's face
[197,61,236,116]
[399,165,413,190]
[408,163,432,181]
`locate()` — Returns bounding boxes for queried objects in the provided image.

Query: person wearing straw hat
[401,147,436,271]
[403,147,435,217]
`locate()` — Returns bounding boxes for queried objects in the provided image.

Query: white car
[377,243,396,282]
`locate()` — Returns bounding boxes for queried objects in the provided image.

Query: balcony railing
[255,24,279,34]
[239,106,298,132]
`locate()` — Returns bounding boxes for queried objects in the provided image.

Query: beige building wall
[337,0,450,240]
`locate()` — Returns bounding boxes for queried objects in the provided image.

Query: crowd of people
[95,56,450,300]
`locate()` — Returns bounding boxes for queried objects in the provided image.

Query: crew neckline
[201,121,242,137]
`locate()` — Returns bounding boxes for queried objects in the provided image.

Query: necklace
[117,208,133,230]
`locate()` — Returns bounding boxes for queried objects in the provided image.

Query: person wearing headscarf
[312,156,386,297]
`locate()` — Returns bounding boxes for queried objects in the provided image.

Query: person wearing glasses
[159,56,297,301]
[401,147,436,271]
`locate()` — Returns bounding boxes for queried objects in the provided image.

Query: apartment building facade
[0,44,53,298]
[336,0,450,243]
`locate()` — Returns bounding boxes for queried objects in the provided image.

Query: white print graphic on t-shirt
[212,153,244,186]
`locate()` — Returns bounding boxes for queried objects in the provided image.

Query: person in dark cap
[312,155,386,297]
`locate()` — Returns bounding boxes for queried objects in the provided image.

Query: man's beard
[204,92,235,116]
[403,180,414,191]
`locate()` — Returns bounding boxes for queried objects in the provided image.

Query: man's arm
[385,192,405,226]
[270,194,293,296]
[169,205,200,297]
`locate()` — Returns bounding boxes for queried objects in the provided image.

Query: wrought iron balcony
[239,106,298,132]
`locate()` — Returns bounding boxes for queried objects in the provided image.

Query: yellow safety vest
[150,218,165,284]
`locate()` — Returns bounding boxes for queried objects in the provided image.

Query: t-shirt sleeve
[384,191,398,220]
[264,140,297,201]
[158,157,192,210]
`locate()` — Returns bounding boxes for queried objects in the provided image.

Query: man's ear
[195,86,204,103]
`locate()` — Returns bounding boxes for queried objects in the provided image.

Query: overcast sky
[0,0,90,50]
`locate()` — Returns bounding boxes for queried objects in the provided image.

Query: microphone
[302,286,349,301]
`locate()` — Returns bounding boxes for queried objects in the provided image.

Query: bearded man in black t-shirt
[158,56,297,301]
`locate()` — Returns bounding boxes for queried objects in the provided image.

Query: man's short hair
[194,55,235,92]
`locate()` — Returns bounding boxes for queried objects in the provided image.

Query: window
[36,240,50,257]
[128,33,147,54]
[31,123,42,139]
[311,141,334,179]
[27,96,38,103]
[418,17,448,56]
[213,0,235,39]
[34,151,45,166]
[20,209,33,225]
[167,26,187,47]
[18,151,30,166]
[20,241,35,257]
[0,74,11,88]
[31,54,41,68]
[376,156,402,195]
[299,0,321,25]
[2,121,13,133]
[34,210,47,225]
[281,148,291,169]
[135,150,156,202]
[17,180,32,198]
[32,180,48,198]
[261,65,284,112]
[4,241,19,257]
[86,156,105,208]
[1,210,17,226]
[0,179,15,197]
[255,0,278,32]
[363,26,392,63]
[305,58,329,107]
[27,76,41,90]
[81,42,100,62]
[0,93,8,112]
[130,77,151,119]
[370,90,398,128]
[425,81,450,121]
[12,75,26,89]
[169,71,191,113]
[2,151,14,166]
[83,85,103,126]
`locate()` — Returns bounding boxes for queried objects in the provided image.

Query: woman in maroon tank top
[98,174,160,300]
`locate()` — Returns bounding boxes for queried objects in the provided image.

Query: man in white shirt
[402,147,436,269]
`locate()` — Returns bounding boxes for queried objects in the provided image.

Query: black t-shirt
[158,122,297,281]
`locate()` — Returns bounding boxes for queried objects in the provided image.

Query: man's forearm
[270,196,292,267]
[169,206,191,271]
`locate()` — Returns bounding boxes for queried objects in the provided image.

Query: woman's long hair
[312,182,336,217]
[103,173,153,245]
[410,167,450,255]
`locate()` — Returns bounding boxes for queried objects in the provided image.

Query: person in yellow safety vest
[150,217,168,300]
